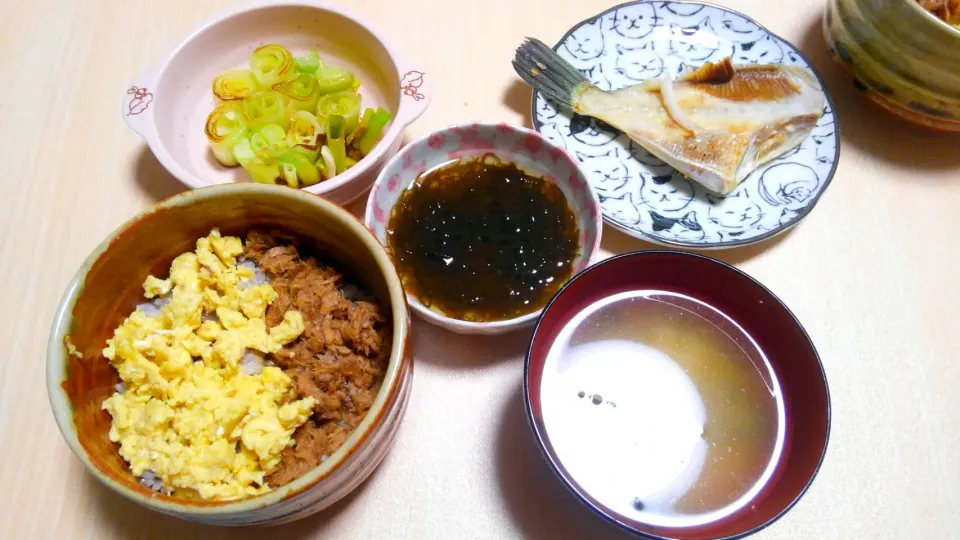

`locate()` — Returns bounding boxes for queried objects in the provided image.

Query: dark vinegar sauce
[386,154,580,322]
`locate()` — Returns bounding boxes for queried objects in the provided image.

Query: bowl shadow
[798,12,960,172]
[411,318,531,370]
[601,223,791,267]
[83,457,378,540]
[495,384,636,540]
[134,147,187,203]
[502,80,534,128]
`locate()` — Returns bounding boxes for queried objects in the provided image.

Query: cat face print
[611,4,659,40]
[562,19,605,67]
[778,207,801,226]
[662,2,706,17]
[757,163,820,207]
[717,13,767,43]
[538,122,566,149]
[536,98,560,124]
[649,210,707,243]
[810,112,838,161]
[599,191,643,225]
[614,43,665,81]
[706,189,763,230]
[569,115,619,147]
[662,17,733,63]
[575,147,629,193]
[735,34,784,64]
[581,63,612,91]
[639,173,694,213]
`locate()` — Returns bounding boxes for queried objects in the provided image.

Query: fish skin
[574,60,826,194]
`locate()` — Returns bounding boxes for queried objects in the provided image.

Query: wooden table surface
[2,0,958,538]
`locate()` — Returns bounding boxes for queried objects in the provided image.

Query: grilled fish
[513,38,826,194]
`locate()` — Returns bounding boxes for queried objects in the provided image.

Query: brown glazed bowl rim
[523,250,831,540]
[46,183,410,516]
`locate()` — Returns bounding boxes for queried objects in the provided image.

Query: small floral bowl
[122,0,430,204]
[364,122,602,336]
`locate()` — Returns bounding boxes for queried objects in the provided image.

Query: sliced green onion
[273,73,321,113]
[314,65,354,94]
[249,44,296,87]
[345,156,358,169]
[326,115,347,175]
[276,150,320,187]
[356,107,392,155]
[348,107,375,144]
[295,50,320,73]
[250,124,287,155]
[316,92,361,135]
[287,111,323,146]
[212,69,258,100]
[318,145,336,180]
[242,90,289,131]
[233,138,281,184]
[204,102,248,166]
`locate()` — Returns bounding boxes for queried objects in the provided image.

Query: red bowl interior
[524,251,830,540]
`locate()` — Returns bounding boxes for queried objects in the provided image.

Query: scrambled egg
[101,229,316,500]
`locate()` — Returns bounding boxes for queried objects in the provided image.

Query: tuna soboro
[245,231,391,487]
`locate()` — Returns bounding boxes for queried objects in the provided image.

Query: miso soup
[540,290,785,528]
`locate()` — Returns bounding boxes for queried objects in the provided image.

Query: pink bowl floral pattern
[365,122,602,335]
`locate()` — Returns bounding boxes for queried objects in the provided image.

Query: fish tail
[512,38,592,108]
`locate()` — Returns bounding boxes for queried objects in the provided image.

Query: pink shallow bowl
[122,1,429,205]
[364,122,603,335]
[525,251,831,539]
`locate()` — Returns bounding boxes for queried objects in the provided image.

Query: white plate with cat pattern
[530,0,839,249]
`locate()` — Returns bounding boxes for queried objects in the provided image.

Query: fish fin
[680,57,735,84]
[513,38,592,108]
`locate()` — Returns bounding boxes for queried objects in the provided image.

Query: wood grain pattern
[0,0,958,538]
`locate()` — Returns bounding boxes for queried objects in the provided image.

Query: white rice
[136,293,170,318]
[138,470,172,495]
[240,350,265,375]
[114,382,128,394]
[340,282,375,302]
[237,258,270,290]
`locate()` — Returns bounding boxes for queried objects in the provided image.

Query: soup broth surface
[540,290,785,528]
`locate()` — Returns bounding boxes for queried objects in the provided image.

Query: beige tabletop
[2,0,959,538]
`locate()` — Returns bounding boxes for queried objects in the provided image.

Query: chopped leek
[295,50,320,73]
[287,110,323,146]
[242,90,289,131]
[233,138,281,184]
[249,44,296,87]
[356,107,392,155]
[277,150,320,187]
[273,72,321,113]
[204,102,248,167]
[314,65,354,94]
[316,91,361,136]
[208,44,384,186]
[212,69,258,100]
[348,107,375,144]
[249,124,286,155]
[326,115,347,174]
[318,146,336,180]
